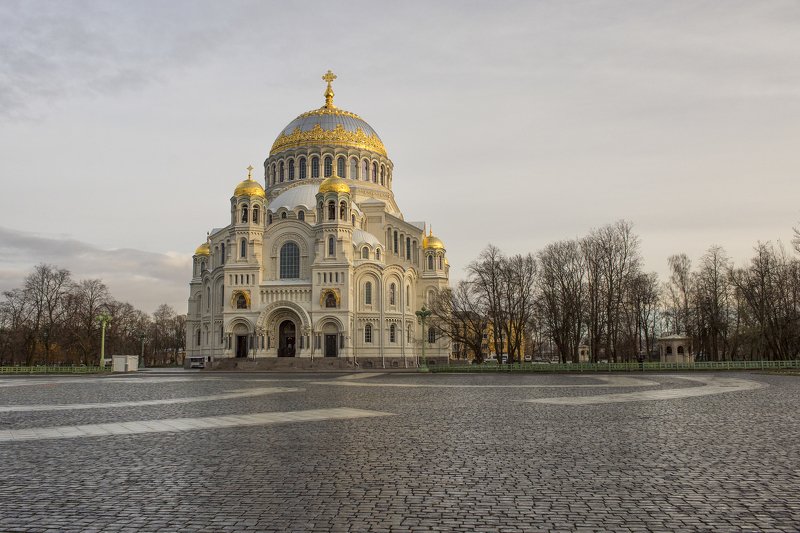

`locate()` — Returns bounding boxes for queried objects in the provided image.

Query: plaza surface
[0,371,798,532]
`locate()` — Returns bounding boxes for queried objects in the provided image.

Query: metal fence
[0,366,107,374]
[429,359,800,373]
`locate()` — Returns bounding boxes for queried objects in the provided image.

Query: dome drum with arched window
[187,71,450,367]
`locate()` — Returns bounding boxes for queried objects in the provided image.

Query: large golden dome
[423,228,445,250]
[234,166,266,198]
[319,175,351,194]
[270,71,386,157]
[194,242,210,256]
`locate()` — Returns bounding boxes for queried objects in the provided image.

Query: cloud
[0,226,191,313]
[0,0,245,119]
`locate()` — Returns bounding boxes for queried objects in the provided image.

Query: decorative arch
[256,300,312,334]
[225,317,254,335]
[315,314,345,333]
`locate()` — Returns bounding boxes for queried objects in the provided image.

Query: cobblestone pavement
[0,371,798,532]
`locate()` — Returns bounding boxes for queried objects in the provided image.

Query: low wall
[208,356,449,371]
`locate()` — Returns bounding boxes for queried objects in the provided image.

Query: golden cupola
[319,175,351,194]
[270,70,387,157]
[194,242,211,256]
[234,165,266,198]
[423,228,445,250]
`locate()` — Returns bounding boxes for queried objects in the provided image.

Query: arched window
[288,159,295,180]
[438,256,443,269]
[221,243,226,264]
[380,165,385,185]
[351,214,355,225]
[267,213,273,224]
[252,205,259,224]
[206,287,210,309]
[280,242,300,279]
[281,212,287,219]
[324,156,333,177]
[196,329,201,346]
[220,285,225,308]
[406,285,410,305]
[271,164,276,183]
[311,156,320,178]
[406,237,411,260]
[677,345,684,354]
[299,157,307,179]
[350,158,358,179]
[365,282,372,305]
[393,231,398,254]
[389,283,396,305]
[364,323,373,343]
[240,238,247,258]
[427,255,434,270]
[362,247,369,259]
[241,205,248,223]
[339,201,346,220]
[371,162,377,182]
[328,201,336,221]
[376,249,381,261]
[362,159,369,181]
[328,236,335,257]
[298,210,305,221]
[337,157,345,178]
[390,324,396,343]
[666,346,673,355]
[428,327,436,344]
[201,260,206,272]
[279,162,285,182]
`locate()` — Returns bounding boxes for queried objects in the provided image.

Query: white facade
[187,74,450,366]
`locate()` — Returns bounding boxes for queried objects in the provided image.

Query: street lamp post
[139,333,146,369]
[97,312,112,370]
[415,306,432,371]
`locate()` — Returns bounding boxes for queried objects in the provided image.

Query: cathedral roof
[352,228,382,248]
[268,184,319,211]
[270,71,386,157]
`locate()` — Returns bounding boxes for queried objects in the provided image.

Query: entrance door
[236,335,248,358]
[279,320,296,357]
[325,334,338,357]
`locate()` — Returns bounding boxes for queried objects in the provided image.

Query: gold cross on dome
[246,165,254,179]
[322,70,337,84]
[322,70,337,109]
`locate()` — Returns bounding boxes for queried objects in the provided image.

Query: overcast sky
[1,0,799,313]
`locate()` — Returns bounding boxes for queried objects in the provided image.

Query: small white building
[657,335,694,364]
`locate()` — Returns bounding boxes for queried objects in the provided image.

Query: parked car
[523,355,532,363]
[484,356,498,364]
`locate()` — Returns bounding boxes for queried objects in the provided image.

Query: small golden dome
[234,165,266,198]
[319,175,350,194]
[195,242,210,256]
[423,227,445,250]
[234,178,265,198]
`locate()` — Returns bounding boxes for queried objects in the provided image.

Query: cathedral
[187,71,450,368]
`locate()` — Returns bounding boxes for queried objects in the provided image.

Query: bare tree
[537,240,584,362]
[666,253,693,336]
[468,245,507,359]
[429,282,489,362]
